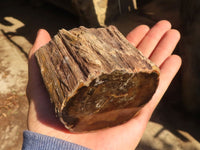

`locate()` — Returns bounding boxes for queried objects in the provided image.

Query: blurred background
[0,0,199,149]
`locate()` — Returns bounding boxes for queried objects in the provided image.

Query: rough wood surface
[35,25,160,132]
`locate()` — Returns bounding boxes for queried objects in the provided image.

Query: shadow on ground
[0,0,79,47]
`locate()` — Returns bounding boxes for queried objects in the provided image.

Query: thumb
[29,29,51,58]
[27,29,51,96]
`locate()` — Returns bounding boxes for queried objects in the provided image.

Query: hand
[26,20,181,150]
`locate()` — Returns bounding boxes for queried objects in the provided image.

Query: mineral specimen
[35,25,160,132]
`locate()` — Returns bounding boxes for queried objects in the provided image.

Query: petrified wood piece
[35,25,160,132]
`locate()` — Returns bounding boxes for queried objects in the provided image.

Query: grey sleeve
[22,130,91,150]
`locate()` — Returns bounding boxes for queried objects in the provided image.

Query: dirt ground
[0,0,199,150]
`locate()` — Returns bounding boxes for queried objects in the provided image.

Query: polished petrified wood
[35,25,160,132]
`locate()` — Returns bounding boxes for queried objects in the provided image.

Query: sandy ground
[0,0,199,150]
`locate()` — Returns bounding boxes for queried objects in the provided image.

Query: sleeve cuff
[22,130,90,150]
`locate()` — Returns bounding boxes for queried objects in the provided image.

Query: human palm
[26,20,181,150]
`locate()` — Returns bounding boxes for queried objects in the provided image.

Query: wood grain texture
[35,25,160,132]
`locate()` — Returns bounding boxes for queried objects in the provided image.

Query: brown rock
[35,25,160,132]
[41,0,135,26]
[180,0,200,113]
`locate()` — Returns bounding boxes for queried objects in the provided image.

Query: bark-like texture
[35,25,160,132]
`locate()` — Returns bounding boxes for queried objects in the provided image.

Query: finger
[28,29,51,91]
[149,29,181,66]
[139,55,182,120]
[137,20,172,57]
[126,25,150,47]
